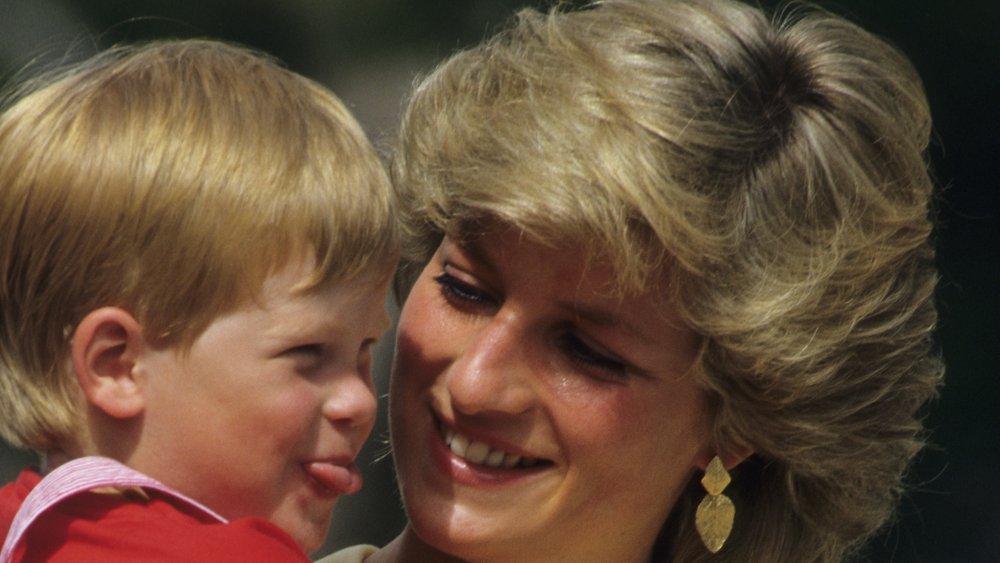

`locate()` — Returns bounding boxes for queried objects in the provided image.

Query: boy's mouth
[303,460,362,496]
[439,421,551,470]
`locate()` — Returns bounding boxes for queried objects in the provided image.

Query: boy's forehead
[249,245,393,293]
[261,264,391,333]
[214,257,388,328]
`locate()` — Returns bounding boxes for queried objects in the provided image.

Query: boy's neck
[41,448,76,475]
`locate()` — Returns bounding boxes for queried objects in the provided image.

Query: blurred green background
[1,0,997,560]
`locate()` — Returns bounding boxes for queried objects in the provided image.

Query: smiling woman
[388,226,713,563]
[320,0,943,561]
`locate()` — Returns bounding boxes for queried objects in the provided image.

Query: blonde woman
[325,0,942,561]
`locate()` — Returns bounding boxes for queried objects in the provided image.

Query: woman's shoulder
[315,544,379,563]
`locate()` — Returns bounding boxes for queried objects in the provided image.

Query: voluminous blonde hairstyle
[392,0,941,560]
[0,39,397,452]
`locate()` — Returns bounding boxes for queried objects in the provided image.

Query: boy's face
[132,256,390,552]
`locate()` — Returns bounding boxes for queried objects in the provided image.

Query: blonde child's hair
[0,39,397,452]
[392,0,941,560]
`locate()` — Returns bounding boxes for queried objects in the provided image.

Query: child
[0,39,398,561]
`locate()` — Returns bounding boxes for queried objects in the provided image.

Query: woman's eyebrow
[443,236,500,276]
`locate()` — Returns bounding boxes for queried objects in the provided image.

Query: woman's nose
[446,313,538,417]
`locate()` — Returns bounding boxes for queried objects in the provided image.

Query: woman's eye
[558,332,628,377]
[433,272,497,309]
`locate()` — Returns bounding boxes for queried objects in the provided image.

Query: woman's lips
[438,419,552,471]
[303,461,363,496]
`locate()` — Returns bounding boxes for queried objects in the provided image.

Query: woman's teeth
[443,426,539,469]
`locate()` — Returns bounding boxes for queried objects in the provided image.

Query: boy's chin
[278,505,337,554]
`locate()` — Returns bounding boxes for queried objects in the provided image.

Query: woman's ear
[72,307,147,419]
[696,446,754,472]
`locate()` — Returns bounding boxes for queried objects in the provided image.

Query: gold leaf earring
[695,456,735,553]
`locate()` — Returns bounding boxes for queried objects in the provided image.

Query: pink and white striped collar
[0,456,226,562]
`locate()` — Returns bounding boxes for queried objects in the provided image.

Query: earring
[695,456,735,553]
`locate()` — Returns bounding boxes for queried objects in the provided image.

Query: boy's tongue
[304,461,362,495]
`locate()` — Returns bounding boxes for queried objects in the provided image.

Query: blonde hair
[392,0,941,560]
[0,39,397,451]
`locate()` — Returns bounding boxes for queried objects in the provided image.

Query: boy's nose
[323,370,377,432]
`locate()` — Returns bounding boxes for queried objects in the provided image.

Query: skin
[77,255,392,553]
[382,224,714,563]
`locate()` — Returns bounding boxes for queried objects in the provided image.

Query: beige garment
[315,544,378,563]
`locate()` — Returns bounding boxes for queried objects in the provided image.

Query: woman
[327,0,942,560]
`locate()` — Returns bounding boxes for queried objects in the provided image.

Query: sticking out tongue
[304,461,362,495]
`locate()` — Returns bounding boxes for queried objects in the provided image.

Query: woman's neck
[368,526,465,563]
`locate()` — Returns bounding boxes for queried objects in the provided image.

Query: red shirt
[0,468,310,562]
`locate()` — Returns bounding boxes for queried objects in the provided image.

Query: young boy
[0,39,398,561]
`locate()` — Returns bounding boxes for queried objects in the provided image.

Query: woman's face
[390,224,712,562]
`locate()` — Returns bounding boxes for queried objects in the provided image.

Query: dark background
[1,1,996,560]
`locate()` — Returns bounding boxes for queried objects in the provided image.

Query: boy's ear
[72,307,147,419]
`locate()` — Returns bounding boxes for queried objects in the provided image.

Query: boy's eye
[285,344,325,370]
[356,339,378,382]
[287,344,323,356]
[433,271,497,309]
[556,331,628,378]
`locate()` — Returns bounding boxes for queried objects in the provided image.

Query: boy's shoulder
[2,466,309,562]
[23,491,309,562]
[0,468,42,539]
